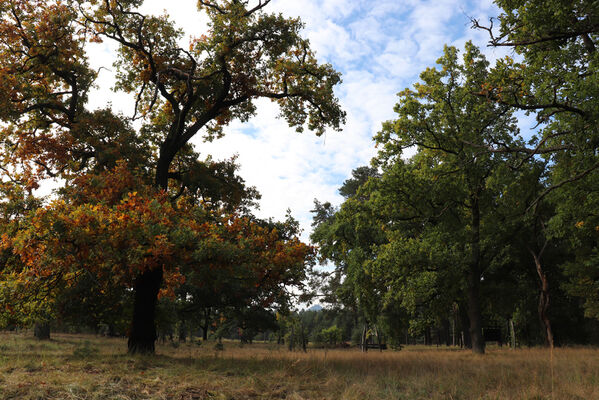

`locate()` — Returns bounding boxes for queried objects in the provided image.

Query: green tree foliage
[313,43,536,354]
[315,325,343,347]
[311,167,385,330]
[473,0,599,323]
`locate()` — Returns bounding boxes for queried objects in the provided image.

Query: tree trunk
[128,267,163,354]
[452,306,457,346]
[528,246,554,348]
[442,318,451,346]
[300,322,307,353]
[424,326,431,346]
[374,325,382,352]
[202,308,211,341]
[178,321,187,343]
[467,195,485,354]
[127,149,174,354]
[509,318,516,349]
[459,305,472,348]
[361,323,368,352]
[34,322,50,340]
[288,325,295,351]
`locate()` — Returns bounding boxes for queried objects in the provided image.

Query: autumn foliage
[1,161,313,322]
[0,0,337,353]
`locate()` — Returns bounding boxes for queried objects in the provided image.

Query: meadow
[0,332,598,399]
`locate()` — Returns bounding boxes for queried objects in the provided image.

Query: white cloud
[78,0,516,245]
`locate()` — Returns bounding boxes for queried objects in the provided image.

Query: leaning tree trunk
[528,245,554,348]
[128,267,163,354]
[467,196,485,354]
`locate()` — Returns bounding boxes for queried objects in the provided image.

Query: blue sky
[85,0,518,242]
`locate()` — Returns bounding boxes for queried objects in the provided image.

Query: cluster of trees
[1,0,598,357]
[0,0,344,354]
[311,0,599,354]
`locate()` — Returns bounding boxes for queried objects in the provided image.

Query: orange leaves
[69,161,143,206]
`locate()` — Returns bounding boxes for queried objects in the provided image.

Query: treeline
[310,1,599,354]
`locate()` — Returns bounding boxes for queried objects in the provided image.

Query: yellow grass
[0,332,598,399]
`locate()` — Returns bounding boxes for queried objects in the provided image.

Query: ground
[0,332,598,399]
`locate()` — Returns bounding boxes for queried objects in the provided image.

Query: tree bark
[528,246,554,348]
[509,318,516,349]
[467,196,485,354]
[128,267,163,354]
[374,325,383,352]
[442,318,451,346]
[459,305,472,348]
[127,148,175,354]
[424,326,432,346]
[202,308,211,341]
[178,320,187,343]
[34,322,50,340]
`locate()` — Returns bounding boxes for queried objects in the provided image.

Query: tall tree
[473,0,599,326]
[371,43,522,354]
[0,0,344,353]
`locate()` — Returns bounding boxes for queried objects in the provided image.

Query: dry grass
[0,332,598,399]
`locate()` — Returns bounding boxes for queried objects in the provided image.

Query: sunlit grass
[0,331,597,399]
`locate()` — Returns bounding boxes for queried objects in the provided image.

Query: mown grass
[0,332,598,399]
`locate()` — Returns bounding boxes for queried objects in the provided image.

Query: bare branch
[244,0,271,16]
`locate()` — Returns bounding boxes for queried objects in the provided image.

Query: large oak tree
[0,0,344,353]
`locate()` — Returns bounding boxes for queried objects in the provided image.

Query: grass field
[0,332,598,399]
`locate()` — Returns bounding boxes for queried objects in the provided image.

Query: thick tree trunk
[361,323,368,352]
[467,196,485,354]
[128,267,163,354]
[155,149,175,189]
[34,322,50,340]
[467,269,484,353]
[127,149,174,354]
[528,246,554,348]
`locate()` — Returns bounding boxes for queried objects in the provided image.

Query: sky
[84,0,518,243]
